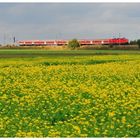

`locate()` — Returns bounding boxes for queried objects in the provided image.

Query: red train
[18,38,129,46]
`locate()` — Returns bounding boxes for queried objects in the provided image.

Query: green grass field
[0,49,140,58]
[0,49,140,137]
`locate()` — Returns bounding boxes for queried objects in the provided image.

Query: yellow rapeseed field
[0,54,140,137]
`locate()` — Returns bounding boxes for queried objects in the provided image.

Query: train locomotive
[18,38,129,46]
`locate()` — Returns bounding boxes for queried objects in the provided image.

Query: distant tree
[129,40,137,45]
[137,39,140,48]
[68,39,80,49]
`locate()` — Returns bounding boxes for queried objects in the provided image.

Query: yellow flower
[94,128,100,135]
[109,111,115,117]
[122,116,126,124]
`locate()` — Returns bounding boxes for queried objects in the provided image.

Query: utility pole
[3,34,6,46]
[13,36,16,43]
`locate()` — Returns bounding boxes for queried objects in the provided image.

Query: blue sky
[0,3,140,44]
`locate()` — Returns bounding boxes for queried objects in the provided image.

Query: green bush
[68,39,80,49]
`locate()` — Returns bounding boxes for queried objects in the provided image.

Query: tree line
[129,39,140,47]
